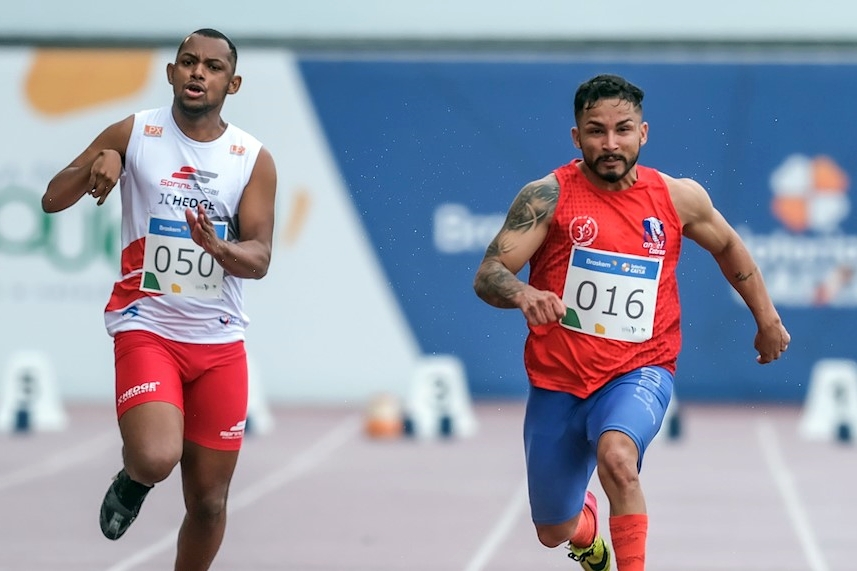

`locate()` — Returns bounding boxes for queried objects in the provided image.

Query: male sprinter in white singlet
[42,29,277,571]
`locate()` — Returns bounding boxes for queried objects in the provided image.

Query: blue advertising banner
[299,57,857,402]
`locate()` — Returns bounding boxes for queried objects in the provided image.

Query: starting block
[402,354,477,440]
[655,387,682,442]
[798,358,857,443]
[0,350,68,433]
[245,355,274,436]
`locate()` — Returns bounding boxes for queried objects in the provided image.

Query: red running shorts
[113,330,248,451]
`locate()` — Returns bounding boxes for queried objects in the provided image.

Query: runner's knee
[185,488,229,522]
[124,446,181,484]
[596,433,640,491]
[535,518,578,548]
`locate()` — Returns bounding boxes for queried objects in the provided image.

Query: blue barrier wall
[300,57,857,403]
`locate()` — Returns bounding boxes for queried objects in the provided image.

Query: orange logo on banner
[770,155,849,233]
[25,49,154,116]
[282,188,312,246]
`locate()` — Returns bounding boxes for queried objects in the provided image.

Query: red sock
[609,514,647,571]
[569,501,596,547]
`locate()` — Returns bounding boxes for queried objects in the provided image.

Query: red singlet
[523,160,683,397]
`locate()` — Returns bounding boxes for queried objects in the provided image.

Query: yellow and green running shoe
[567,491,611,570]
[568,535,611,571]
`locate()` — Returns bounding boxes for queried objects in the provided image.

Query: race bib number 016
[140,217,227,299]
[560,246,663,342]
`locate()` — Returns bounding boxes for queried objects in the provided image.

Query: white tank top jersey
[103,107,264,344]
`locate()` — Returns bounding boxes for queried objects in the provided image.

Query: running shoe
[567,491,612,571]
[99,469,151,540]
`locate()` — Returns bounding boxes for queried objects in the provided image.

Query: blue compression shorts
[523,366,674,525]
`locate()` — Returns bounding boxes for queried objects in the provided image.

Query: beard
[174,97,217,117]
[585,152,640,184]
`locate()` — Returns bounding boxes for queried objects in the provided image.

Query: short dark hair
[178,28,238,68]
[573,74,644,120]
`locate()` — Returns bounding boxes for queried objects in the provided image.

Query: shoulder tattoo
[505,179,559,232]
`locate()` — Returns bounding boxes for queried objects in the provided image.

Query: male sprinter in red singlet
[42,29,277,570]
[473,74,790,571]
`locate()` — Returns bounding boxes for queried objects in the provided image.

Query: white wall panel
[4,0,857,42]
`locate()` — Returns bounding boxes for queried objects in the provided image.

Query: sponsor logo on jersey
[217,314,243,327]
[171,166,219,184]
[121,305,140,319]
[144,124,163,137]
[642,216,666,255]
[160,165,221,197]
[569,215,598,246]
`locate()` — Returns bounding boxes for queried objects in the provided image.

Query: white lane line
[0,432,116,492]
[105,414,361,571]
[756,419,829,571]
[462,477,529,571]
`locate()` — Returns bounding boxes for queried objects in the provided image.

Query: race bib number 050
[560,246,663,342]
[140,217,227,299]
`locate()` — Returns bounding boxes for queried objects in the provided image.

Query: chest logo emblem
[569,216,598,246]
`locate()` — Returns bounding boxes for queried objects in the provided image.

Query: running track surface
[1,402,855,570]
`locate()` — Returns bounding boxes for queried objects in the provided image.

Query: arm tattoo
[473,178,559,307]
[734,268,756,282]
[474,259,524,308]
